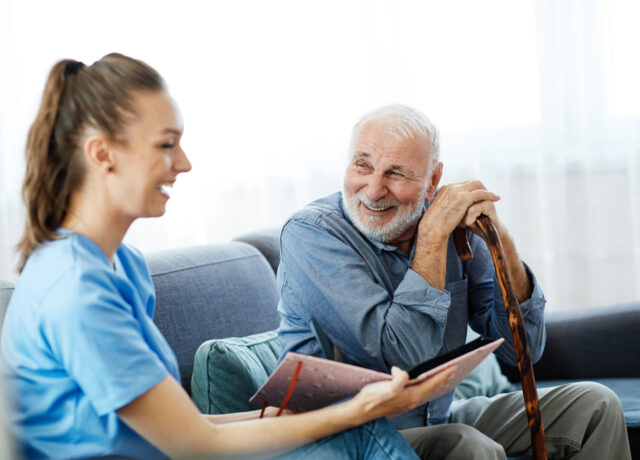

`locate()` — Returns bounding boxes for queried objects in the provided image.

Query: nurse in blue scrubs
[1,53,453,459]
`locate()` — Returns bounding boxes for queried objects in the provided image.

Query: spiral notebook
[249,319,504,413]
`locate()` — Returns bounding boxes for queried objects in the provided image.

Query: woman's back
[1,233,179,459]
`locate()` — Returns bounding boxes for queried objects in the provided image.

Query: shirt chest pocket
[441,277,469,353]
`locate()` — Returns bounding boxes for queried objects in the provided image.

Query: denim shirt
[277,192,546,429]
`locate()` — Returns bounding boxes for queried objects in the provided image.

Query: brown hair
[17,53,165,272]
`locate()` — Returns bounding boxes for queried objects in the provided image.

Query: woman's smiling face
[109,90,192,220]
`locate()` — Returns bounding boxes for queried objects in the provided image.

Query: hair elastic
[64,61,85,78]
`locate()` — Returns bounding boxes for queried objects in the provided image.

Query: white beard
[342,187,427,243]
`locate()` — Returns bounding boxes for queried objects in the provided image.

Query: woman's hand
[350,366,456,423]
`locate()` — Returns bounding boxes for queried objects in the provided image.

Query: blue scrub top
[1,231,180,459]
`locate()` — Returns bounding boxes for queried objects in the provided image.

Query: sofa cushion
[147,242,280,395]
[192,330,281,414]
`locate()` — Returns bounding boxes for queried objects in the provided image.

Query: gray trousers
[400,382,631,459]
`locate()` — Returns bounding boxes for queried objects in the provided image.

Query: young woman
[1,53,453,459]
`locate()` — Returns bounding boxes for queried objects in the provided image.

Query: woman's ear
[83,134,116,173]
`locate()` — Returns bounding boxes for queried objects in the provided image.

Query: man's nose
[365,174,388,201]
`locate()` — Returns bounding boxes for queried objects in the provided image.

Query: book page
[250,338,504,413]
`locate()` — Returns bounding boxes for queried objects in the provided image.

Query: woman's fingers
[358,368,408,406]
[355,366,457,420]
[409,366,456,405]
[388,366,409,393]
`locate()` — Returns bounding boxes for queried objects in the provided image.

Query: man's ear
[83,134,116,173]
[426,162,443,201]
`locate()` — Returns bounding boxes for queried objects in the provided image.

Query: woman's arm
[203,406,284,424]
[117,366,454,459]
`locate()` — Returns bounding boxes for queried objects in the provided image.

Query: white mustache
[357,195,400,209]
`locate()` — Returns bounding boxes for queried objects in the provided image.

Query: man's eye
[161,143,175,149]
[389,171,404,178]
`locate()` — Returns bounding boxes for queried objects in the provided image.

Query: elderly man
[276,105,630,459]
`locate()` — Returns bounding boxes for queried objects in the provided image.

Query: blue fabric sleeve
[40,267,170,416]
[465,232,546,365]
[278,218,452,372]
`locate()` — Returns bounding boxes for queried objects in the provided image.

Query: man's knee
[565,381,623,418]
[402,424,506,460]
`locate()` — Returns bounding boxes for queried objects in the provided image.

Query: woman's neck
[61,190,133,265]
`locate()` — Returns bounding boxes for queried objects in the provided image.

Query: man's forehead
[352,127,430,169]
[356,121,428,150]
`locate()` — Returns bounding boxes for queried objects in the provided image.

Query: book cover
[249,337,504,413]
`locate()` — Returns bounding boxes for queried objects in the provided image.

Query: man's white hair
[349,104,440,173]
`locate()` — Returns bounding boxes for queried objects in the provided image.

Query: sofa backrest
[532,301,640,379]
[147,242,280,394]
[234,228,281,274]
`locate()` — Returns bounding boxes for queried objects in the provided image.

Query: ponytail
[16,54,164,272]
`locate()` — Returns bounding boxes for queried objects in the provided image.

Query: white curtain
[1,0,638,311]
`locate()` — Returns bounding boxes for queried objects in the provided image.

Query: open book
[250,319,504,413]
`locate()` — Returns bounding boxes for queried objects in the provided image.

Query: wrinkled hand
[419,180,501,242]
[353,366,456,421]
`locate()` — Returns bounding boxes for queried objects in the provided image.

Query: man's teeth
[365,204,390,211]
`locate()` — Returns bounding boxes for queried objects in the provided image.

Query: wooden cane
[453,215,547,460]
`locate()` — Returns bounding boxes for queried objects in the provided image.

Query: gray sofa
[1,231,638,458]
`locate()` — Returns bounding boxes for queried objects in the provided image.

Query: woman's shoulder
[22,233,109,282]
[115,242,148,274]
[15,234,149,316]
[4,236,116,342]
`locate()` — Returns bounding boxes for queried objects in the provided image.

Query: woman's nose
[174,146,192,174]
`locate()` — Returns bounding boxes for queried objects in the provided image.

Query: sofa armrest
[499,301,640,381]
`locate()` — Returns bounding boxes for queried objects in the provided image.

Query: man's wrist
[416,225,449,249]
[411,235,448,290]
